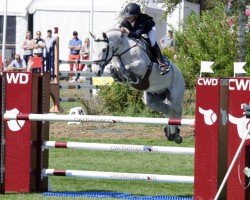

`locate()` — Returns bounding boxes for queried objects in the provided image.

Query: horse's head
[91,32,115,76]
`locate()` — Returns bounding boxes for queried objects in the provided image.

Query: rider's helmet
[122,3,141,17]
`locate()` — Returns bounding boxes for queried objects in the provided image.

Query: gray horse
[91,29,185,143]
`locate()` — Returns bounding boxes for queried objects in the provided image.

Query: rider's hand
[120,27,125,33]
[120,27,129,34]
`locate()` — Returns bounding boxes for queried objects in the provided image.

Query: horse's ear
[102,32,107,39]
[89,32,96,40]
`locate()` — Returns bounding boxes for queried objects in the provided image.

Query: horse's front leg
[124,59,148,76]
[123,59,148,84]
[143,91,183,144]
[163,90,184,144]
[106,64,126,83]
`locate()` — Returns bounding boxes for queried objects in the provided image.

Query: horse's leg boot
[151,43,170,75]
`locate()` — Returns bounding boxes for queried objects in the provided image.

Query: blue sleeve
[9,60,15,67]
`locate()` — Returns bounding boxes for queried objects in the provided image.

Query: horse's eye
[102,48,107,52]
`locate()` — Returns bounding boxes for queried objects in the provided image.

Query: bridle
[93,32,138,69]
[93,36,113,69]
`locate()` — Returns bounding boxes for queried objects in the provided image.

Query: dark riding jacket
[120,13,155,39]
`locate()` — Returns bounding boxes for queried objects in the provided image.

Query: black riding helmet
[122,3,141,17]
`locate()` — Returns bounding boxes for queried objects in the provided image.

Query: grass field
[4,137,194,199]
[3,101,195,200]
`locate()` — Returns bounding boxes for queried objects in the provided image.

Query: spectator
[33,31,45,69]
[80,37,90,71]
[160,30,176,50]
[68,31,82,82]
[44,29,56,78]
[21,31,34,64]
[6,54,26,71]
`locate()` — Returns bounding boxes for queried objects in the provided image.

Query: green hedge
[172,4,249,88]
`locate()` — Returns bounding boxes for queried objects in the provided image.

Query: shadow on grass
[43,190,193,199]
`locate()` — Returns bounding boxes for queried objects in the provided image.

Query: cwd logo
[197,78,219,86]
[6,73,29,84]
[199,106,250,140]
[5,108,25,131]
[229,79,250,91]
[228,114,250,140]
[199,107,217,125]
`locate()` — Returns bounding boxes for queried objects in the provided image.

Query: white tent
[158,0,200,32]
[28,0,124,64]
[0,0,31,16]
[0,0,32,58]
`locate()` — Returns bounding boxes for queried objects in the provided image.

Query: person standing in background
[160,30,177,60]
[160,30,175,50]
[80,38,90,71]
[33,31,45,57]
[44,29,56,78]
[21,31,33,64]
[68,31,82,82]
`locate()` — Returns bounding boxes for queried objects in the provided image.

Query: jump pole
[59,71,110,78]
[42,169,194,184]
[3,113,195,126]
[43,141,195,155]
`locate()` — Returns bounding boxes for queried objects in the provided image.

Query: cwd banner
[227,78,250,199]
[194,78,223,199]
[4,72,39,192]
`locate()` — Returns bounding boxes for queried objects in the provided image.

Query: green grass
[49,138,194,197]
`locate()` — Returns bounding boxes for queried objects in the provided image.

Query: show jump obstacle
[0,72,250,199]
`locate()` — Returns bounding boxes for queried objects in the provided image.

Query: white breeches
[147,26,156,47]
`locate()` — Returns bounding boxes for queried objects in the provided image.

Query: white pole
[214,129,250,200]
[43,141,195,155]
[4,113,195,126]
[89,0,94,60]
[1,0,8,66]
[42,169,194,183]
[59,71,111,77]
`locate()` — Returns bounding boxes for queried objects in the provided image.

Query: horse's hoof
[174,135,182,144]
[176,128,180,133]
[164,127,175,141]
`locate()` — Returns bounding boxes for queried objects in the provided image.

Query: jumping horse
[90,29,185,143]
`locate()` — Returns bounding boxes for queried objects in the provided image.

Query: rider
[120,3,169,75]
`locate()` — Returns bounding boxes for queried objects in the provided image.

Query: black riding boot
[151,43,169,75]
